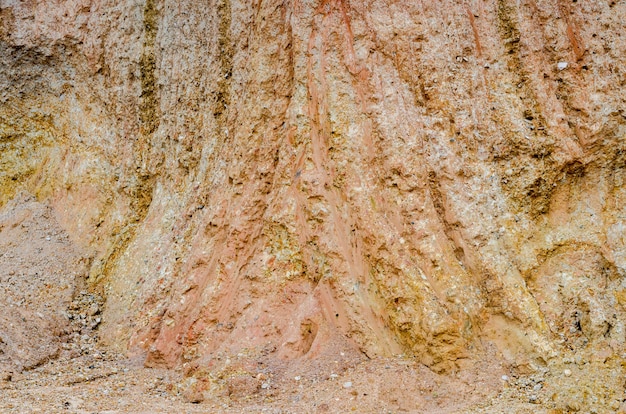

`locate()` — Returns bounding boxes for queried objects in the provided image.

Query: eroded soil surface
[0,194,624,413]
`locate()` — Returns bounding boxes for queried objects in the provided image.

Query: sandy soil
[1,193,624,414]
[3,2,626,412]
[0,193,492,413]
[0,353,513,414]
[3,347,619,413]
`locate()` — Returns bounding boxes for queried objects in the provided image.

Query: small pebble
[261,382,270,389]
[557,62,568,70]
[88,303,100,316]
[343,381,352,388]
[294,376,301,381]
[501,375,509,381]
[564,369,572,377]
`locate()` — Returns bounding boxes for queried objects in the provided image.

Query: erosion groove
[214,0,233,123]
[140,0,160,136]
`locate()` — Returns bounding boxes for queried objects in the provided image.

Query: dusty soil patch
[0,192,91,374]
[1,194,625,413]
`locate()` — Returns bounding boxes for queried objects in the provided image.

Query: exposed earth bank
[1,0,626,412]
